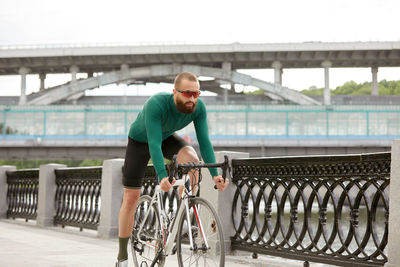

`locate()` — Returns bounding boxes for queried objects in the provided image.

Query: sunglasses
[175,88,201,98]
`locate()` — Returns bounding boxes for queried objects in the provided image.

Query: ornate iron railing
[231,152,390,267]
[6,169,39,221]
[54,167,102,230]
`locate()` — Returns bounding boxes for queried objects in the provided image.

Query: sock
[117,237,130,261]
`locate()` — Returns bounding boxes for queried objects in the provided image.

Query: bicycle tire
[176,197,225,267]
[131,195,165,267]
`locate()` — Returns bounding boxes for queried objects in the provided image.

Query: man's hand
[160,177,176,192]
[213,175,229,191]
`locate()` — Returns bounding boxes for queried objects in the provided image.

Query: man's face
[173,79,200,114]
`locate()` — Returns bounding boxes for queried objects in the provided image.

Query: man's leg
[117,188,141,262]
[117,137,150,264]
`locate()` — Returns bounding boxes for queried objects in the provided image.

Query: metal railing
[230,152,390,266]
[3,152,391,266]
[6,169,39,221]
[2,105,400,140]
[53,167,102,230]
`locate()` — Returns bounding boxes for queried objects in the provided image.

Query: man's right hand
[160,177,176,192]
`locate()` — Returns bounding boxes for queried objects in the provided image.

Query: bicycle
[130,154,230,267]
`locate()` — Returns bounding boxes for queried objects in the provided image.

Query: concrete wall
[0,145,391,160]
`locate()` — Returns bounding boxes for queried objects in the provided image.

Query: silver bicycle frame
[136,175,209,256]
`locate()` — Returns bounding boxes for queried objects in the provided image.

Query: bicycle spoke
[177,197,225,267]
[131,195,165,267]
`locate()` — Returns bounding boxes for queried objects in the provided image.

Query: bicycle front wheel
[176,197,225,267]
[131,195,165,267]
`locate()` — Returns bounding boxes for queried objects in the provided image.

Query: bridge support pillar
[0,166,16,218]
[98,158,124,239]
[18,67,30,105]
[39,73,46,91]
[70,65,79,83]
[385,140,400,267]
[68,65,81,103]
[272,61,282,89]
[371,67,379,96]
[37,164,66,227]
[321,61,332,105]
[201,151,249,254]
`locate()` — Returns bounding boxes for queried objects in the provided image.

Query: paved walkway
[0,219,332,267]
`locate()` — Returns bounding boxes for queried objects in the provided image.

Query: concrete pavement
[0,219,332,267]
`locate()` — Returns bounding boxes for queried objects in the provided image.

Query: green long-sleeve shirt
[128,93,218,180]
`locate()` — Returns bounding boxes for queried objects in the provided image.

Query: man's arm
[193,101,218,177]
[194,104,229,191]
[144,102,169,180]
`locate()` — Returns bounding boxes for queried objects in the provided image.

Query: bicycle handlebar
[168,154,230,188]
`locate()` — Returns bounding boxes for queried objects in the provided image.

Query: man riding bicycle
[116,71,229,266]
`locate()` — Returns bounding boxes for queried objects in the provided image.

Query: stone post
[201,151,249,254]
[385,140,400,267]
[0,166,17,218]
[98,159,124,238]
[37,164,66,227]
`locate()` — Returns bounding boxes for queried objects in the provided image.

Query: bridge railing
[5,168,39,221]
[2,105,400,140]
[229,153,390,267]
[53,167,102,230]
[0,162,178,232]
[1,149,400,266]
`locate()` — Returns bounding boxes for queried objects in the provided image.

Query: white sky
[0,0,399,96]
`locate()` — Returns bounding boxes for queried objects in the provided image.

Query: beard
[176,97,197,114]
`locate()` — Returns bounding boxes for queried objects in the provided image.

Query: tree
[0,123,18,134]
[301,80,400,96]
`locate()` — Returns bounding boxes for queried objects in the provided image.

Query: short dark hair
[174,72,199,88]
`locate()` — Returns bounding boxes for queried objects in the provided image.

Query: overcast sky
[1,0,399,96]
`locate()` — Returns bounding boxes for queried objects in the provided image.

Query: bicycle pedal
[133,244,144,253]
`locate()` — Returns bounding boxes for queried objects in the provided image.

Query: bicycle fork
[184,197,210,251]
[150,190,169,267]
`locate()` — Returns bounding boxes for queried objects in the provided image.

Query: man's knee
[177,146,199,163]
[122,188,141,209]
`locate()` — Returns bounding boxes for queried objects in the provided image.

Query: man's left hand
[213,175,229,191]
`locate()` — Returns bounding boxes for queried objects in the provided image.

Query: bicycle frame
[136,175,208,259]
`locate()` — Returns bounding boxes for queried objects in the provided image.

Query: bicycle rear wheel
[176,197,225,267]
[131,195,165,267]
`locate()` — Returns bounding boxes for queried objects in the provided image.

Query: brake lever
[214,155,231,190]
[169,155,178,183]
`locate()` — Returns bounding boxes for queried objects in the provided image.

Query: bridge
[1,41,400,106]
[0,42,399,158]
[0,100,395,159]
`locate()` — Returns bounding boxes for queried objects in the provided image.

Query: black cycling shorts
[122,133,190,189]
